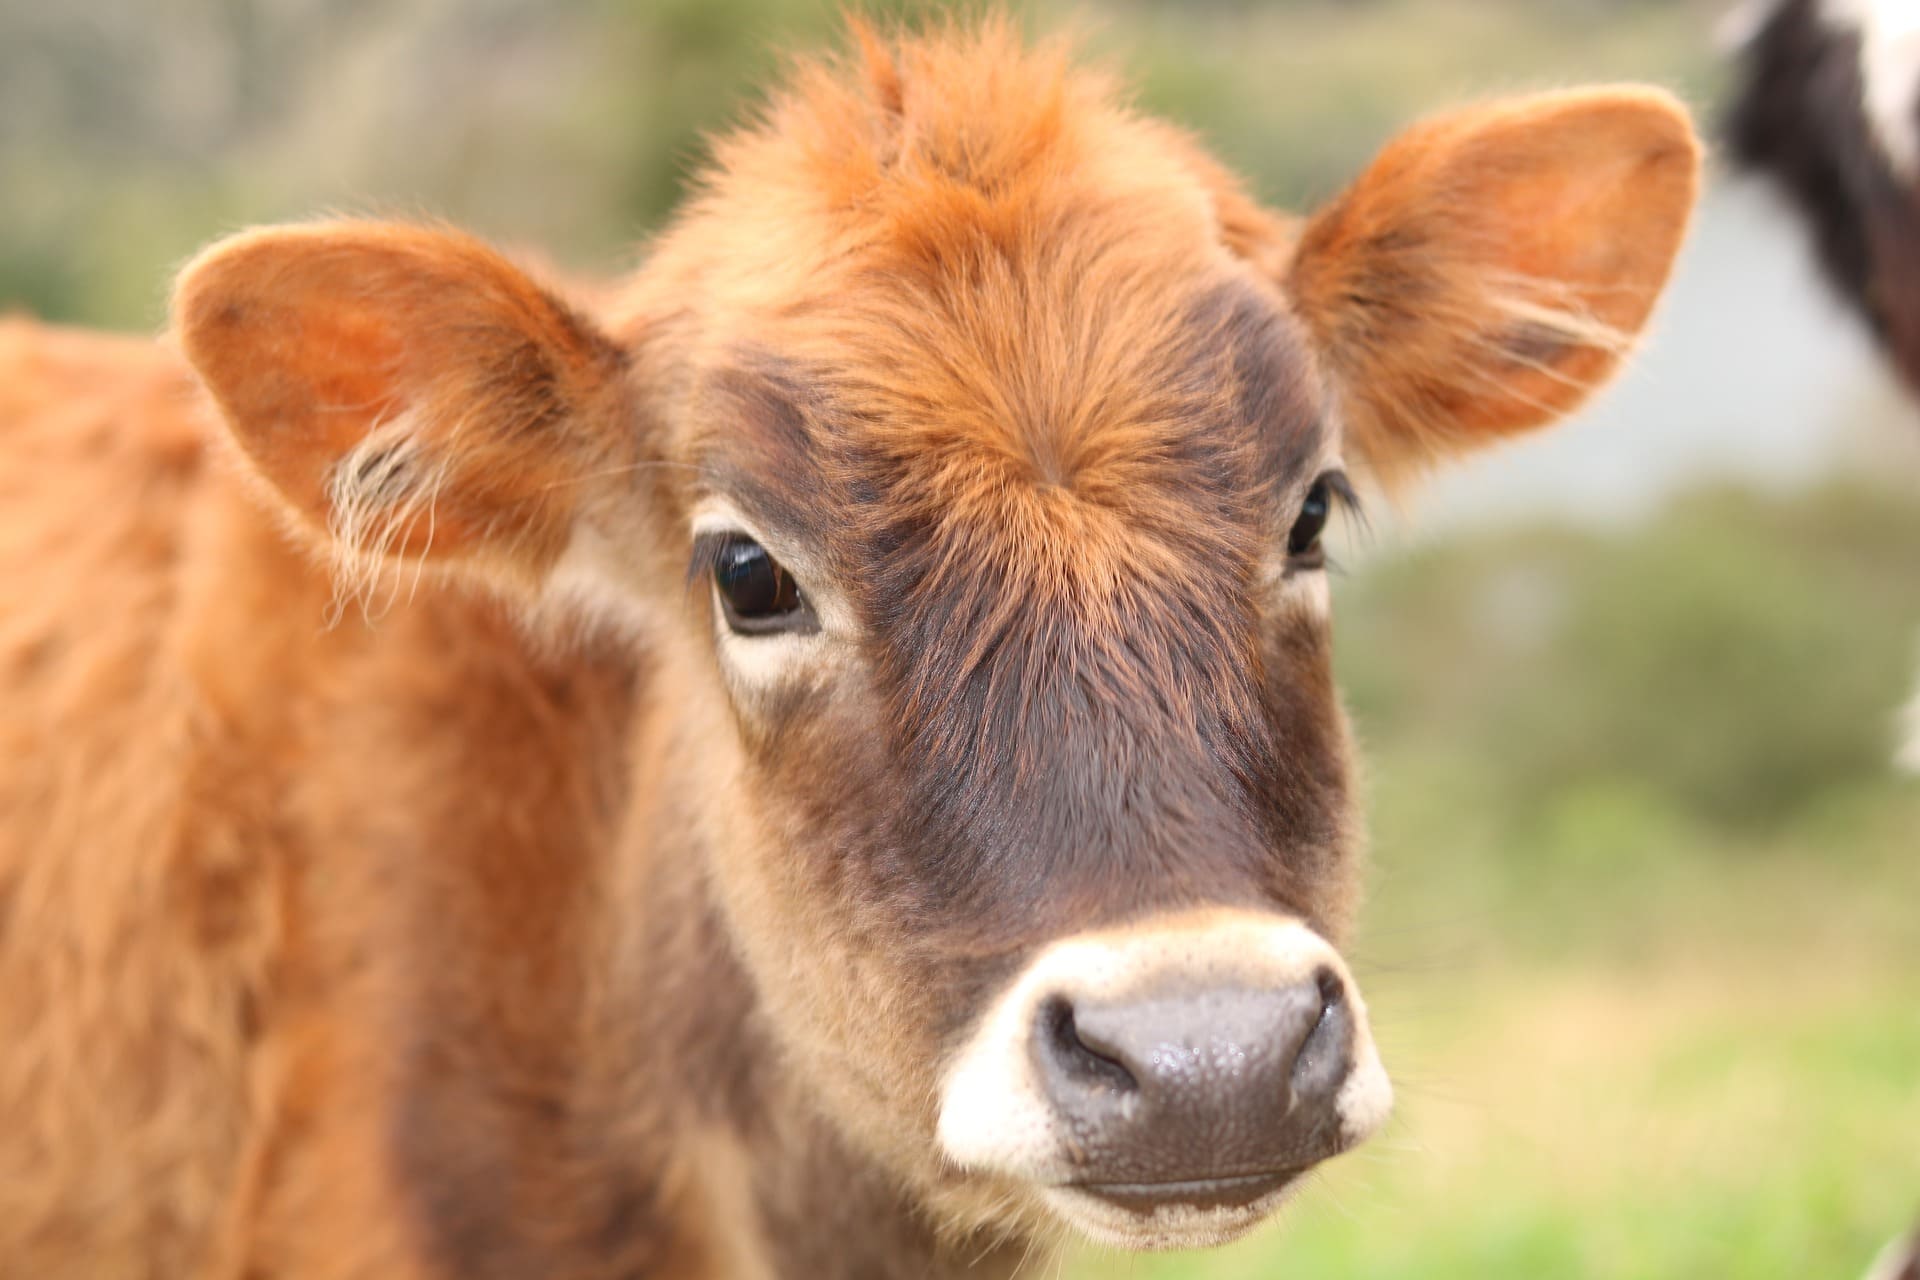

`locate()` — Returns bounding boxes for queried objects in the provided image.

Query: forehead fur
[622,17,1352,926]
[647,15,1330,698]
[695,20,1228,275]
[637,17,1298,352]
[645,16,1324,518]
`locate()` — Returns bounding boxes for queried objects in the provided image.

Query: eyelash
[687,474,1364,607]
[686,531,741,592]
[1285,469,1363,574]
[1321,471,1363,524]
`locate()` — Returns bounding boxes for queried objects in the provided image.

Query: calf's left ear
[1285,87,1701,485]
[173,220,631,587]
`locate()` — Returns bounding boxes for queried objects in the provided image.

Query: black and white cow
[1723,0,1920,771]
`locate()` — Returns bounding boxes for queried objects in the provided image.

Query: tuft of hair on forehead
[662,13,1323,544]
[718,14,1096,212]
[669,11,1254,301]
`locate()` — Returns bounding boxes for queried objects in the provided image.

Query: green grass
[1070,962,1920,1280]
[1068,483,1920,1280]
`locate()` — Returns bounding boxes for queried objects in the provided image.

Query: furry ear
[173,221,630,590]
[1286,87,1701,485]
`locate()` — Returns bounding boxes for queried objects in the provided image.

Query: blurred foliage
[1,0,1725,329]
[1340,483,1920,965]
[1343,485,1920,836]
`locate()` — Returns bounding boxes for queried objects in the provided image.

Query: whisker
[534,459,702,492]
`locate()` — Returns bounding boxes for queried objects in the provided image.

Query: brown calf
[0,20,1699,1279]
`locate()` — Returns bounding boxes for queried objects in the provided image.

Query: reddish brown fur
[0,19,1698,1279]
[1291,87,1702,482]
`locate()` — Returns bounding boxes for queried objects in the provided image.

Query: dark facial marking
[818,279,1346,940]
[695,360,836,548]
[1199,279,1330,506]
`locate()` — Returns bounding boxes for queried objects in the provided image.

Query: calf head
[175,23,1697,1256]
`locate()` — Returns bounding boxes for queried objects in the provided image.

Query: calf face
[174,23,1698,1255]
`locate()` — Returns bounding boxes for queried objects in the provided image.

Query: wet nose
[1031,970,1356,1208]
[935,912,1390,1243]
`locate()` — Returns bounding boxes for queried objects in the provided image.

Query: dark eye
[712,537,812,634]
[1288,474,1335,560]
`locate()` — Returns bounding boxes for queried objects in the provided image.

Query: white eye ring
[690,500,846,694]
[705,533,818,636]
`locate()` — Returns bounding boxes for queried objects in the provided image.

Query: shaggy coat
[0,20,1698,1279]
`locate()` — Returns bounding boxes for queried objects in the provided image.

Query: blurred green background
[0,0,1727,331]
[5,1,1915,1276]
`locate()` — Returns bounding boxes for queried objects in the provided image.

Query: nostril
[1313,966,1344,1012]
[1039,996,1137,1093]
[1291,968,1353,1102]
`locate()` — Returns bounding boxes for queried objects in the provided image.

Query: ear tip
[169,221,402,362]
[171,237,257,368]
[1608,84,1705,164]
[170,225,314,352]
[1608,89,1706,240]
[1496,86,1704,232]
[1546,83,1705,171]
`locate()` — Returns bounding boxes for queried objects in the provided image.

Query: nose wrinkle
[1080,984,1316,1099]
[1042,981,1346,1186]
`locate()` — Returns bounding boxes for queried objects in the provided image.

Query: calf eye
[1288,474,1336,560]
[712,537,813,634]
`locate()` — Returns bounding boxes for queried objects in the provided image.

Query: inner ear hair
[322,413,456,625]
[1285,86,1702,488]
[173,220,637,616]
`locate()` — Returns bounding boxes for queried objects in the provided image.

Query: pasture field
[1073,484,1920,1280]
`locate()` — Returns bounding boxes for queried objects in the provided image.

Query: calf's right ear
[173,221,632,589]
[1284,87,1701,487]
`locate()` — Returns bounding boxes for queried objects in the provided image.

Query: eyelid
[689,497,831,583]
[1276,468,1357,580]
[687,529,740,593]
[1302,468,1365,545]
[693,529,822,638]
[1288,544,1328,568]
[1321,469,1362,521]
